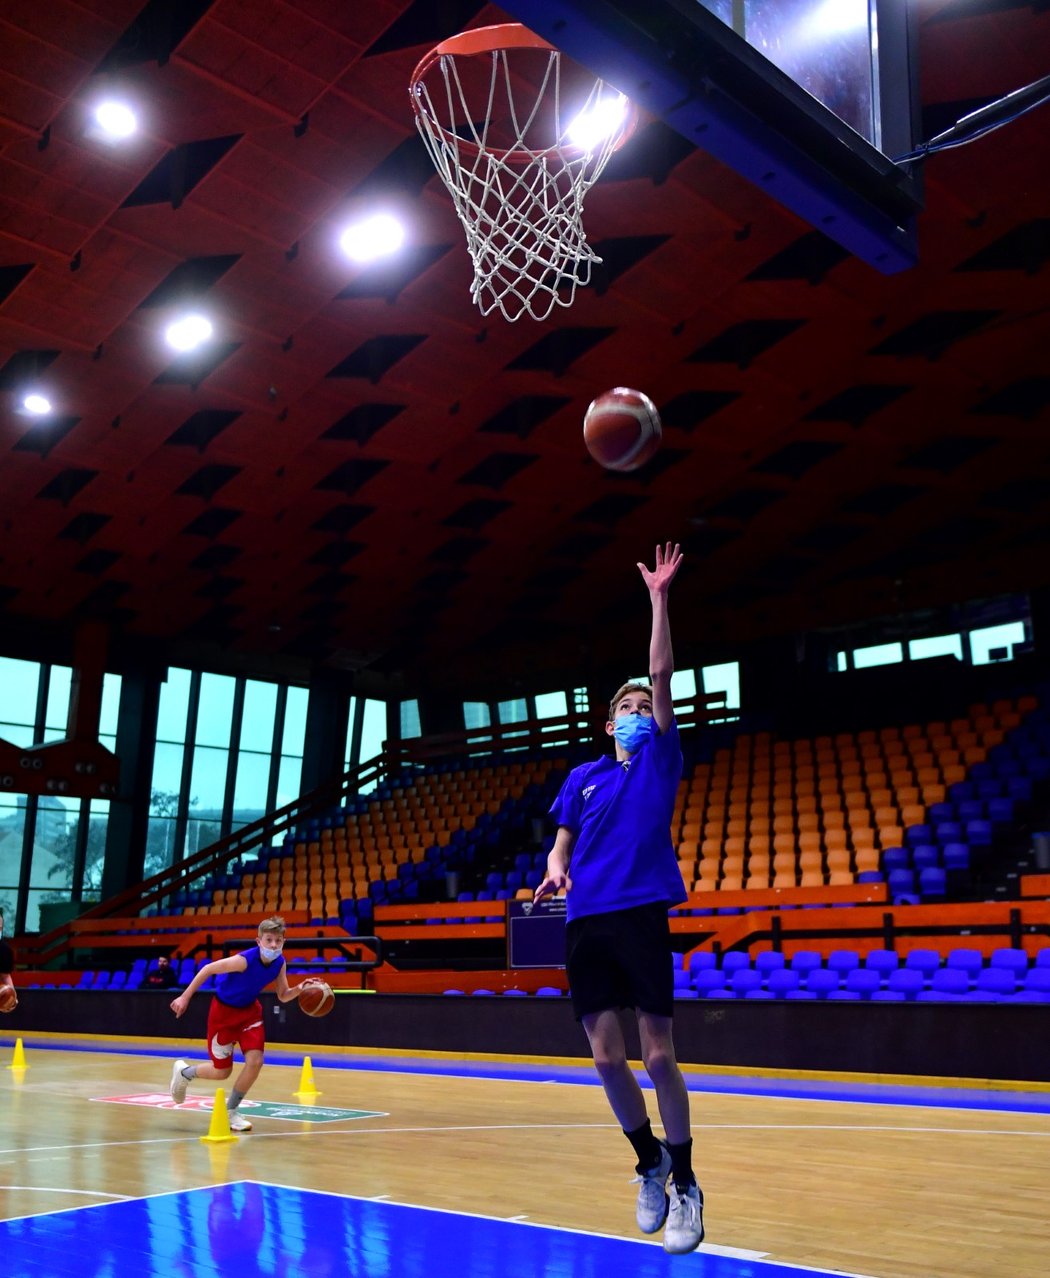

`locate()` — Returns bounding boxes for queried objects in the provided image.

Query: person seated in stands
[144,954,180,989]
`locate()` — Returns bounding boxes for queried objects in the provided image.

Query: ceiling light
[164,313,214,353]
[339,213,406,263]
[93,99,138,140]
[566,94,629,151]
[22,392,53,416]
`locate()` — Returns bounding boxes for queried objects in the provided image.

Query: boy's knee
[643,1044,676,1083]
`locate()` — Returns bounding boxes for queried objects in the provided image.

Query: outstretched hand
[533,868,571,902]
[638,541,683,595]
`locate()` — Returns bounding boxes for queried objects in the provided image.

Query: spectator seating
[683,944,1049,1002]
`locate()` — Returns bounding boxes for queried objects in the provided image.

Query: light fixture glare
[339,213,406,263]
[94,100,138,139]
[22,392,52,416]
[165,313,214,353]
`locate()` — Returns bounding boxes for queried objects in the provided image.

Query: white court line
[3,1114,1047,1164]
[247,1178,861,1274]
[0,1186,128,1200]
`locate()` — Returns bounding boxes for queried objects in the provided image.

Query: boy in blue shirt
[535,542,703,1254]
[167,915,308,1131]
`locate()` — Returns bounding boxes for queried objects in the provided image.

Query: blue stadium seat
[904,949,941,981]
[934,822,963,844]
[945,948,983,982]
[789,950,823,976]
[693,969,728,996]
[918,968,970,1001]
[987,797,1015,825]
[754,951,786,976]
[879,968,925,1000]
[841,968,881,999]
[911,844,940,872]
[729,969,763,997]
[918,867,947,899]
[765,969,801,998]
[1021,969,1050,999]
[970,967,1016,1000]
[803,969,841,999]
[826,949,860,976]
[904,825,933,849]
[721,951,751,975]
[965,819,993,847]
[688,951,718,974]
[882,847,910,873]
[864,949,899,976]
[942,843,971,872]
[989,947,1029,976]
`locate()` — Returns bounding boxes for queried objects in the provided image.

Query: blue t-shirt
[549,717,686,923]
[216,947,285,1008]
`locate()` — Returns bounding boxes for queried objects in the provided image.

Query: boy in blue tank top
[167,915,310,1131]
[535,542,703,1254]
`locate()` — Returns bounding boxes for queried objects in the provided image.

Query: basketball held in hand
[583,387,662,472]
[0,984,17,1013]
[298,980,334,1017]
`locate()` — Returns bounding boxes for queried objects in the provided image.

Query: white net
[411,33,635,322]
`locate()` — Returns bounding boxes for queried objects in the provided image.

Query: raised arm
[637,541,683,734]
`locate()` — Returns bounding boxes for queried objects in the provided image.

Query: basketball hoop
[409,24,638,322]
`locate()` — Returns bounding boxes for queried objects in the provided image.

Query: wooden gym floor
[2,1032,1048,1278]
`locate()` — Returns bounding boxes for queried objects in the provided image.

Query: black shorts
[565,901,674,1021]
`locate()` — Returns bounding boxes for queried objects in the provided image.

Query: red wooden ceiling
[1,0,1048,697]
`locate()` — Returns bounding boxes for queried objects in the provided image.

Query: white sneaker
[664,1183,704,1254]
[228,1110,253,1132]
[169,1059,189,1105]
[633,1141,672,1233]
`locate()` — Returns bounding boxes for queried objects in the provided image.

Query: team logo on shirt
[582,784,596,799]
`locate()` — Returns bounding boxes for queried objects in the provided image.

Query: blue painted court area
[2,1182,863,1278]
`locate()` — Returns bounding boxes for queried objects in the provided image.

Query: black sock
[624,1119,663,1174]
[666,1138,699,1194]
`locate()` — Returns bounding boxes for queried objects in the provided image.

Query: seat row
[676,945,1049,1001]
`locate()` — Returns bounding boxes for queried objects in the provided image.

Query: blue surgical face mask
[613,713,653,752]
[258,944,282,965]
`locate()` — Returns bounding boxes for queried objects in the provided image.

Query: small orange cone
[293,1055,321,1098]
[200,1088,238,1143]
[8,1037,27,1070]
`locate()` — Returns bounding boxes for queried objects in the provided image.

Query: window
[156,667,192,743]
[701,661,740,721]
[0,656,40,727]
[281,686,309,757]
[400,699,421,739]
[534,691,568,719]
[669,669,696,702]
[970,621,1026,666]
[463,701,491,729]
[43,665,72,742]
[355,699,387,793]
[908,634,963,662]
[852,642,904,670]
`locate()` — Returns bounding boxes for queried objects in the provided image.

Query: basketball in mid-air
[298,980,334,1017]
[0,984,17,1013]
[583,387,662,472]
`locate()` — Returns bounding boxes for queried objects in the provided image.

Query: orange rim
[409,22,637,165]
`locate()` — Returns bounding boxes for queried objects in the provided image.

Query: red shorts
[205,997,265,1067]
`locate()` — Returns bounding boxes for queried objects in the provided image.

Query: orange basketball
[0,984,17,1013]
[583,387,662,472]
[298,980,334,1017]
